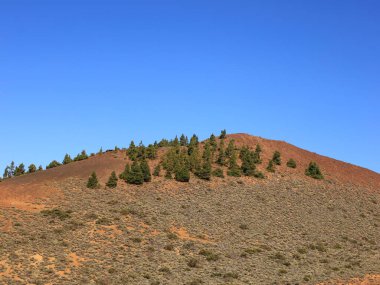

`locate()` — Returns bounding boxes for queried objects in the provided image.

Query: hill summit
[0,132,379,284]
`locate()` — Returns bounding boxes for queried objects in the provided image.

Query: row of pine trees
[1,130,323,184]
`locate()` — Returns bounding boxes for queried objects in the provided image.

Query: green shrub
[74,150,88,161]
[14,163,25,176]
[286,158,297,168]
[305,162,323,179]
[106,171,118,188]
[87,171,100,189]
[219,129,227,139]
[227,151,241,177]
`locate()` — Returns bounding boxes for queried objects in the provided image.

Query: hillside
[0,133,379,284]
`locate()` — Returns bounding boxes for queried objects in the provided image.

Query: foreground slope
[0,133,379,284]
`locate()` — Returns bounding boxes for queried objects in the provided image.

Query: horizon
[1,0,379,174]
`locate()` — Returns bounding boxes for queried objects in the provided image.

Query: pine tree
[127,161,144,185]
[195,160,211,180]
[272,151,281,165]
[119,163,130,181]
[202,142,212,162]
[188,134,199,155]
[227,151,241,177]
[140,159,152,182]
[14,163,25,176]
[286,158,297,168]
[153,164,161,176]
[305,162,323,179]
[46,160,61,169]
[128,141,137,161]
[266,160,275,172]
[146,144,157,159]
[63,154,72,164]
[180,134,188,146]
[225,140,235,159]
[189,145,201,172]
[252,144,262,164]
[209,134,217,152]
[3,166,10,179]
[137,141,146,159]
[240,148,256,176]
[216,139,226,166]
[28,164,37,173]
[172,136,180,147]
[98,147,103,155]
[74,150,88,161]
[87,171,100,189]
[38,165,43,171]
[106,171,118,188]
[175,165,190,182]
[219,129,227,139]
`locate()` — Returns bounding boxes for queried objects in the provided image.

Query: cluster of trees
[2,161,42,180]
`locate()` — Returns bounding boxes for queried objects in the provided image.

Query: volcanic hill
[0,133,379,285]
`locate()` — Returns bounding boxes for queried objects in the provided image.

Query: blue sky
[0,0,379,173]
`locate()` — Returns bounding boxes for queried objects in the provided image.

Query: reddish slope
[0,133,379,210]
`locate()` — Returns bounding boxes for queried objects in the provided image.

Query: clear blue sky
[0,0,379,173]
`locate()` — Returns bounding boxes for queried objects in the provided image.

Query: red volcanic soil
[0,133,379,210]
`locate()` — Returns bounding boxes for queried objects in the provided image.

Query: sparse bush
[286,158,297,168]
[87,171,100,189]
[199,249,219,261]
[187,258,198,268]
[41,208,71,220]
[305,162,323,179]
[106,171,118,188]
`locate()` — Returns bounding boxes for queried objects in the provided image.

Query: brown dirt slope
[0,133,379,210]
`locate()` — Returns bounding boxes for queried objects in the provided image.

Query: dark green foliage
[146,144,157,159]
[14,163,25,176]
[46,160,61,169]
[140,159,152,182]
[266,160,275,172]
[28,164,37,173]
[212,168,224,178]
[253,171,265,179]
[136,141,146,160]
[180,134,188,146]
[272,151,281,165]
[202,142,212,162]
[175,165,190,182]
[63,154,72,164]
[127,141,137,161]
[253,144,262,164]
[240,146,256,176]
[287,158,297,168]
[227,151,241,177]
[187,134,199,155]
[195,159,211,180]
[127,161,144,185]
[153,164,161,176]
[87,171,100,189]
[158,138,170,147]
[189,145,201,172]
[38,165,43,171]
[217,139,226,166]
[225,139,235,159]
[74,150,88,161]
[106,171,118,188]
[119,163,130,180]
[172,136,180,147]
[219,129,227,139]
[305,162,323,179]
[209,134,217,152]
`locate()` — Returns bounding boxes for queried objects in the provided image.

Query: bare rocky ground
[1,175,379,285]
